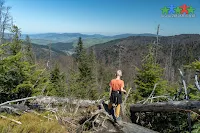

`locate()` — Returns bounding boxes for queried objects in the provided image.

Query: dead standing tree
[0,0,12,44]
[154,24,160,63]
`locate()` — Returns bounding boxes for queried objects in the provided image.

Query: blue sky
[6,0,200,35]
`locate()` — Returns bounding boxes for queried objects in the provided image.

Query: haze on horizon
[6,0,200,36]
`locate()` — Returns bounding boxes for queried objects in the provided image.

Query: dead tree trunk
[130,100,200,113]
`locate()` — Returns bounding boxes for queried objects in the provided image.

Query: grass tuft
[0,113,68,133]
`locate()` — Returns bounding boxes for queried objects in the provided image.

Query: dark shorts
[110,91,122,105]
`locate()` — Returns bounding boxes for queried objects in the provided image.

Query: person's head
[116,70,122,77]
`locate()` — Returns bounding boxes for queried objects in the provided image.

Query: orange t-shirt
[109,79,124,91]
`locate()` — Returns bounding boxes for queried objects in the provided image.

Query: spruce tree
[68,69,82,97]
[134,45,167,101]
[74,37,97,99]
[87,48,98,99]
[132,46,189,133]
[25,35,35,64]
[0,25,30,100]
[10,25,22,55]
[47,64,66,97]
[0,25,47,101]
[75,37,84,62]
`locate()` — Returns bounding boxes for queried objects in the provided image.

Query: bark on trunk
[119,122,159,133]
[34,96,102,107]
[130,100,200,113]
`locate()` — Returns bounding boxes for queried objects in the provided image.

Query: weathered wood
[143,83,157,104]
[103,113,158,133]
[34,96,100,107]
[101,101,158,133]
[0,96,37,106]
[120,122,158,133]
[0,104,30,114]
[0,96,160,133]
[0,115,22,124]
[122,87,132,115]
[130,100,200,113]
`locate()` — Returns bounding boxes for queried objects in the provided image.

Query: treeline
[1,25,200,132]
[128,45,200,133]
[0,26,112,101]
[0,1,200,132]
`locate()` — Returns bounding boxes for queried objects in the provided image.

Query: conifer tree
[74,37,97,99]
[25,35,35,64]
[134,45,167,101]
[0,25,29,100]
[47,64,66,97]
[131,46,189,133]
[75,37,84,62]
[87,48,98,99]
[10,25,22,55]
[0,25,47,101]
[68,69,82,97]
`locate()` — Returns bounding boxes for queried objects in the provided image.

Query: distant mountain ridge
[20,33,158,46]
[21,33,158,40]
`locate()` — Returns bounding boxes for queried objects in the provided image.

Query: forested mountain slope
[91,34,200,82]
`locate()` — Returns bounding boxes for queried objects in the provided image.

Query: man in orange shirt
[108,70,126,122]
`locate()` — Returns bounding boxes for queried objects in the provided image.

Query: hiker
[108,70,126,121]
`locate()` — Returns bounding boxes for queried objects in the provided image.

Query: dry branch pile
[0,96,158,133]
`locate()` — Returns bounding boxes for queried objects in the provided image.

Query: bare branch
[0,115,22,124]
[143,83,158,104]
[0,96,37,106]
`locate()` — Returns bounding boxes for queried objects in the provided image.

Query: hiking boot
[114,116,121,123]
[116,116,121,121]
[108,109,112,115]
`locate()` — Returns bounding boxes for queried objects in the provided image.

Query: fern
[192,120,200,133]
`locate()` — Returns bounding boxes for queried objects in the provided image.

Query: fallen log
[130,100,200,113]
[0,96,37,106]
[103,113,158,133]
[0,96,159,133]
[77,103,158,133]
[0,96,102,108]
[119,121,158,133]
[34,96,101,107]
[0,104,30,114]
[99,101,158,133]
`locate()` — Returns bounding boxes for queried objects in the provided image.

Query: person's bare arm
[109,87,112,97]
[109,81,112,97]
[121,87,126,93]
[121,81,126,93]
